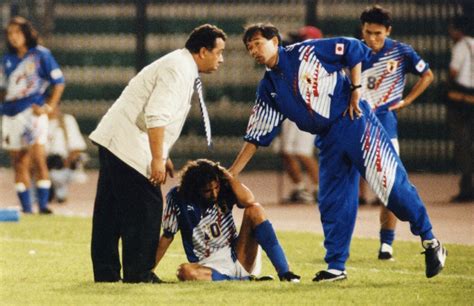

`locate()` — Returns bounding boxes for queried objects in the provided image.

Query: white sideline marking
[0,237,185,258]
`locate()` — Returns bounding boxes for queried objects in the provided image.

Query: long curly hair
[178,159,231,207]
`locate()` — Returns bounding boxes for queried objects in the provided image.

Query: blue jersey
[244,37,371,146]
[361,38,429,114]
[162,187,239,263]
[0,46,65,116]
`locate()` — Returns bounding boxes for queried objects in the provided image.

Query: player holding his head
[1,16,65,214]
[229,22,446,282]
[154,159,300,282]
[359,5,434,260]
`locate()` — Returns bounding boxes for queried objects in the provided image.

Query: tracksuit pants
[91,146,162,282]
[316,101,434,271]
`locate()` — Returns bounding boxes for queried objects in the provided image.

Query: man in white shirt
[447,16,473,203]
[89,24,227,283]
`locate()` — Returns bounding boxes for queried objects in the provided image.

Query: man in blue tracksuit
[229,23,447,282]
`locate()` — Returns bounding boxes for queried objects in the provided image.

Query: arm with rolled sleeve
[145,66,188,184]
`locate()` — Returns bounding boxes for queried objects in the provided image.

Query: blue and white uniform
[163,187,259,277]
[1,45,65,150]
[361,38,429,142]
[243,37,435,271]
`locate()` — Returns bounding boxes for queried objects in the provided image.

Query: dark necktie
[194,77,212,148]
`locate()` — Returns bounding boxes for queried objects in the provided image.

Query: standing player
[229,23,446,281]
[0,16,65,214]
[359,5,434,260]
[154,159,300,282]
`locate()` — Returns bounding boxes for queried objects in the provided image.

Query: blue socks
[254,220,289,276]
[36,180,51,210]
[211,269,247,281]
[16,183,32,213]
[380,229,395,246]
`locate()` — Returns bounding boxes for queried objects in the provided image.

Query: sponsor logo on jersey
[335,43,344,55]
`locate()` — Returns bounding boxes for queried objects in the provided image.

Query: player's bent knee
[244,203,266,224]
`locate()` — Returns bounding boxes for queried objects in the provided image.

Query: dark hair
[185,24,227,53]
[360,5,392,29]
[242,22,282,49]
[450,15,470,34]
[5,16,39,54]
[178,159,228,204]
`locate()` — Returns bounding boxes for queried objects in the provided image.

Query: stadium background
[0,0,472,172]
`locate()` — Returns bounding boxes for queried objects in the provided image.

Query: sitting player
[154,159,300,282]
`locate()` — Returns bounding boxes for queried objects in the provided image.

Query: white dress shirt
[450,36,474,88]
[89,48,199,177]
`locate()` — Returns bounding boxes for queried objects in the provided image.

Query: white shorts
[273,120,316,156]
[199,246,262,278]
[1,108,48,151]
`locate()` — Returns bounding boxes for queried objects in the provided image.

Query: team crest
[25,61,36,75]
[386,60,398,73]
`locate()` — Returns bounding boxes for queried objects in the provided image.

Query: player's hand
[218,164,233,180]
[165,158,174,179]
[32,104,52,116]
[344,89,362,120]
[149,158,167,186]
[388,99,406,111]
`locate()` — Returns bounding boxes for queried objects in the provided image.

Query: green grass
[1,216,472,305]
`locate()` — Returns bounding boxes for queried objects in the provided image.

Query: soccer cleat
[285,189,314,203]
[39,207,53,215]
[279,271,301,283]
[312,270,347,282]
[378,243,394,260]
[422,239,447,278]
[249,275,275,281]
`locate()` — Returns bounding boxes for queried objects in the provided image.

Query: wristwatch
[350,84,362,91]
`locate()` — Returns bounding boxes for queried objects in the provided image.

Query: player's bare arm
[345,62,363,120]
[154,234,174,270]
[389,69,434,111]
[147,126,167,185]
[229,142,258,176]
[32,83,65,116]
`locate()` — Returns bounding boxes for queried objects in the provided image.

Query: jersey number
[209,223,221,238]
[367,76,376,90]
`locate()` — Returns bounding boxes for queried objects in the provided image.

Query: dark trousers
[447,90,474,197]
[91,146,162,283]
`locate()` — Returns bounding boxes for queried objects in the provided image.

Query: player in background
[230,23,446,282]
[45,105,88,203]
[155,159,300,282]
[359,5,434,260]
[0,16,65,214]
[277,26,321,204]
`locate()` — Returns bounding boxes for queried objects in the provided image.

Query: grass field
[1,215,473,305]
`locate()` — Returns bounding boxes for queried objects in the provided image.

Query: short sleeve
[39,49,65,85]
[144,65,187,128]
[403,44,429,75]
[162,188,181,237]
